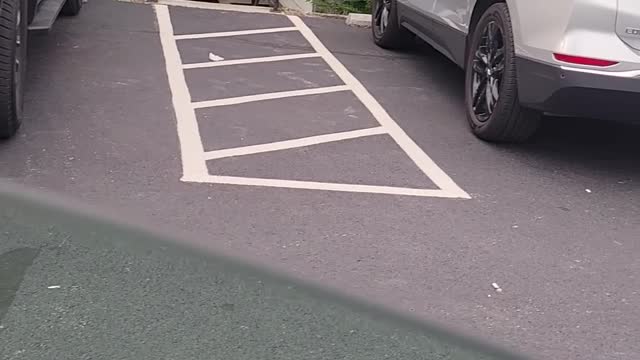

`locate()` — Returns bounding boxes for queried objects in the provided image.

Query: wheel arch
[27,0,38,24]
[467,0,523,60]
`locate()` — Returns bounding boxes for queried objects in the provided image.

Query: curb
[346,12,371,27]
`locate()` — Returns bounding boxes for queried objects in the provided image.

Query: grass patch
[312,0,371,15]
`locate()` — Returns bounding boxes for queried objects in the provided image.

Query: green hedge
[312,0,371,15]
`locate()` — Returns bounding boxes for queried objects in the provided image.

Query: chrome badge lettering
[625,27,640,36]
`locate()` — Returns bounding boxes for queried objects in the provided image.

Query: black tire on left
[372,0,411,49]
[61,0,82,16]
[27,0,35,24]
[0,0,27,139]
[464,3,540,143]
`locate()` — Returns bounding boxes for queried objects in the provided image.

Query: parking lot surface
[1,0,639,359]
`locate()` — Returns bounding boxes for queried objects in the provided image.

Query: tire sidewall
[0,0,26,138]
[464,3,517,136]
[16,0,27,123]
[372,0,396,42]
[61,0,82,16]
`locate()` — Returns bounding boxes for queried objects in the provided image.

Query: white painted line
[174,27,298,40]
[288,16,470,199]
[156,3,468,199]
[182,175,460,198]
[156,0,275,14]
[155,5,209,178]
[192,85,351,109]
[204,127,385,160]
[183,53,321,69]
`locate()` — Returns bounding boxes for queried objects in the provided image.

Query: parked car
[0,0,82,139]
[372,0,640,142]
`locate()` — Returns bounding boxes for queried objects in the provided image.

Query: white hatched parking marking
[288,16,469,199]
[182,53,322,69]
[191,86,351,109]
[185,175,458,198]
[173,27,298,40]
[203,127,386,160]
[155,4,470,199]
[157,0,274,14]
[156,4,208,177]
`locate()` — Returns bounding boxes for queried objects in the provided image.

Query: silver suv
[372,0,640,142]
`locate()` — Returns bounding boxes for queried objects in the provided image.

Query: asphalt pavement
[0,0,639,359]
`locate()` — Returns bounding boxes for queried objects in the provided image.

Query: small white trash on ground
[208,52,224,62]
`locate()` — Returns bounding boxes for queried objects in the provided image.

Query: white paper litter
[47,285,61,289]
[208,53,224,62]
[585,189,592,193]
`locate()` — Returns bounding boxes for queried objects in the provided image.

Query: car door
[432,0,474,33]
[399,0,475,66]
[431,0,475,65]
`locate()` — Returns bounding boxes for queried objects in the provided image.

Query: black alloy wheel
[470,21,505,122]
[371,0,410,49]
[373,0,391,37]
[464,3,540,142]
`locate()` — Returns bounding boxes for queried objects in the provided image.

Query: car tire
[464,3,540,143]
[0,0,27,139]
[61,0,82,16]
[372,0,411,49]
[27,0,35,24]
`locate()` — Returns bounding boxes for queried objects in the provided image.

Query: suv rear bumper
[516,57,640,123]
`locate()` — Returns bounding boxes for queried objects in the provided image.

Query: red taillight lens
[553,53,619,67]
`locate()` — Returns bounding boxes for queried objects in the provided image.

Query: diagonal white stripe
[182,53,321,69]
[192,85,351,109]
[203,127,386,160]
[288,15,470,199]
[174,27,298,40]
[182,175,459,198]
[157,0,274,14]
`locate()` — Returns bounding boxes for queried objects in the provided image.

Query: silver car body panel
[416,0,472,33]
[394,0,640,122]
[398,0,640,73]
[616,0,640,51]
[511,0,640,74]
